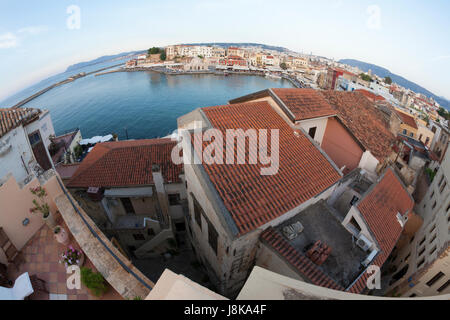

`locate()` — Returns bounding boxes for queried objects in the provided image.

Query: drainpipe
[152,164,170,227]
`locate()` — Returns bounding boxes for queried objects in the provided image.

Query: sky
[0,0,449,102]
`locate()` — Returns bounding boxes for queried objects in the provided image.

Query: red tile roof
[271,88,337,121]
[354,89,386,102]
[260,227,344,291]
[320,91,396,160]
[67,138,182,188]
[0,107,41,138]
[395,110,418,129]
[349,168,414,293]
[200,101,342,235]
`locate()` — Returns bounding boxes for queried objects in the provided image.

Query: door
[28,131,52,170]
[121,197,135,214]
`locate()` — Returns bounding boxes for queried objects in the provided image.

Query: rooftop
[320,90,396,160]
[267,200,367,289]
[349,168,414,293]
[354,89,386,102]
[0,107,41,138]
[199,101,342,235]
[271,88,337,121]
[395,110,418,129]
[67,138,182,188]
[50,130,79,163]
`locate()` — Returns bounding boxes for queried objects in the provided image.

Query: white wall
[0,126,35,183]
[358,151,379,174]
[296,117,329,146]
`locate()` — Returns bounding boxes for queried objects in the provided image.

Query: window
[419,236,426,246]
[410,132,414,137]
[133,233,145,241]
[28,131,41,146]
[418,247,425,256]
[429,225,436,233]
[432,201,437,210]
[405,253,411,262]
[308,127,317,140]
[409,293,417,297]
[168,193,181,206]
[409,236,415,243]
[426,271,445,287]
[349,217,361,232]
[417,258,425,268]
[429,234,437,244]
[147,229,155,236]
[440,181,447,194]
[207,219,218,255]
[438,175,445,187]
[403,129,407,135]
[121,197,135,214]
[193,196,203,230]
[437,279,450,293]
[430,191,435,199]
[429,246,437,255]
[350,195,359,206]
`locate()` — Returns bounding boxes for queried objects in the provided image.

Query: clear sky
[1,0,449,102]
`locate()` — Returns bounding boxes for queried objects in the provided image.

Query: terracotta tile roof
[271,88,337,121]
[51,130,78,163]
[354,89,386,102]
[0,107,41,138]
[320,91,396,160]
[200,101,342,235]
[67,138,182,188]
[395,110,418,129]
[349,168,414,293]
[260,227,344,291]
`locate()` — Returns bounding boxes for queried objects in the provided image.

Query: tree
[280,62,287,70]
[148,47,161,55]
[360,73,372,82]
[384,76,392,84]
[160,52,166,61]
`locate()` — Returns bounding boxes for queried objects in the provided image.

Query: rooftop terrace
[273,200,366,289]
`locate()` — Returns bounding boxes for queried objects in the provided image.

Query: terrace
[273,200,367,289]
[1,170,154,300]
[5,221,122,300]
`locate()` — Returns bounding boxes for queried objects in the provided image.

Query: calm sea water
[3,68,294,140]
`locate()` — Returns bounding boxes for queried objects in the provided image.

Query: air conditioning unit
[356,234,372,252]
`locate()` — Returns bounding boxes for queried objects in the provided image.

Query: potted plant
[53,225,69,245]
[60,245,84,267]
[80,267,108,297]
[29,186,56,228]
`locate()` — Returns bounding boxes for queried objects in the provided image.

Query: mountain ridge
[339,59,449,110]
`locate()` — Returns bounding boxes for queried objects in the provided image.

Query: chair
[0,272,34,300]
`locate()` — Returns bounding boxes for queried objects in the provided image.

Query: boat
[265,73,282,79]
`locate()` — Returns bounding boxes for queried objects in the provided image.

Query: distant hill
[66,50,146,72]
[339,59,450,110]
[184,42,290,53]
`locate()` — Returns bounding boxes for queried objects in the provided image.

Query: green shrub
[81,267,108,297]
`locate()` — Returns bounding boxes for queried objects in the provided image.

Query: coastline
[12,64,303,109]
[95,66,303,88]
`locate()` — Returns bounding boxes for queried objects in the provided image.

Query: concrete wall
[255,244,305,282]
[322,117,364,174]
[296,117,328,146]
[0,173,60,264]
[358,151,379,174]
